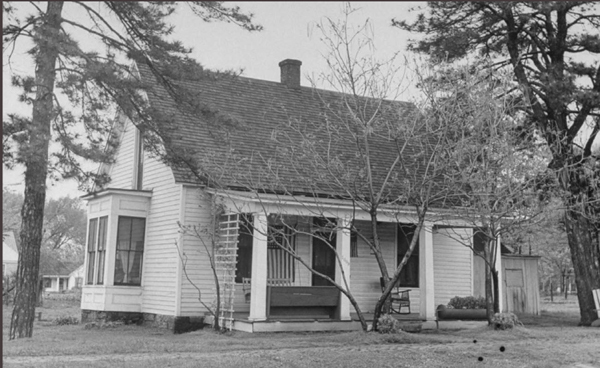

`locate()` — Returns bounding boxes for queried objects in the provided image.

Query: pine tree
[2,1,260,339]
[394,2,600,325]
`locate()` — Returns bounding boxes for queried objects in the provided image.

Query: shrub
[491,312,522,330]
[54,316,79,325]
[447,296,487,309]
[377,314,401,334]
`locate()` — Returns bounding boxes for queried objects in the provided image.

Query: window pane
[87,253,95,284]
[114,250,128,284]
[398,224,419,255]
[97,217,108,251]
[86,219,98,284]
[97,251,105,285]
[400,256,419,287]
[87,219,98,252]
[117,217,133,250]
[131,218,145,251]
[128,251,143,284]
[473,230,487,254]
[115,216,145,286]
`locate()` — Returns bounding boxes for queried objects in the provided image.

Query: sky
[2,2,422,199]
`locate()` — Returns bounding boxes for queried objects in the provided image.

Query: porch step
[267,315,332,321]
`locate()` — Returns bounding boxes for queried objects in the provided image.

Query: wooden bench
[242,278,292,303]
[267,286,340,320]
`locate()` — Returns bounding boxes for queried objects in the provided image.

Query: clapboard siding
[433,228,473,306]
[139,145,181,316]
[178,187,218,316]
[107,120,136,189]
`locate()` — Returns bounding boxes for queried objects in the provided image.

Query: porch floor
[220,312,427,333]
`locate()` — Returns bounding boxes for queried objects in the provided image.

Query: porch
[206,311,425,333]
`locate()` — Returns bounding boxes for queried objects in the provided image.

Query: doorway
[312,232,336,286]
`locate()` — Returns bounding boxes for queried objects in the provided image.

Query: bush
[54,316,79,325]
[447,296,487,309]
[377,314,401,334]
[491,312,522,330]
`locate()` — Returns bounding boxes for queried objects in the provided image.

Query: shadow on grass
[518,310,581,327]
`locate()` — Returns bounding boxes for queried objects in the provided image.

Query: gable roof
[40,261,82,277]
[133,61,447,203]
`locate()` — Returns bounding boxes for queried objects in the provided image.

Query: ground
[2,294,599,368]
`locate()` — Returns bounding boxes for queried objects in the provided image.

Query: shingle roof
[136,62,444,202]
[40,260,81,277]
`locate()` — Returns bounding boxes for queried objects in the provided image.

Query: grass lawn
[3,295,599,368]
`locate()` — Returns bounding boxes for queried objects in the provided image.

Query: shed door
[312,232,336,286]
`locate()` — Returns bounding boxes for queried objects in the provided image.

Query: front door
[312,232,336,286]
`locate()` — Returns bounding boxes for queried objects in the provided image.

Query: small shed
[473,254,540,315]
[502,255,540,315]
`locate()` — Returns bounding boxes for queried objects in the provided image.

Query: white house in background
[42,263,84,293]
[3,231,19,277]
[80,59,504,333]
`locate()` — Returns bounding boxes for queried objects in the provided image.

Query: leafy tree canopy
[394,1,600,159]
[394,1,600,326]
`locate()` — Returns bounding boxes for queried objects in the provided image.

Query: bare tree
[416,59,548,321]
[208,6,459,331]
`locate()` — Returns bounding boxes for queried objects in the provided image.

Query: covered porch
[212,191,445,332]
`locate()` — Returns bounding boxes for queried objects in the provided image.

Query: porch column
[419,223,435,321]
[335,218,351,321]
[249,213,268,321]
[494,233,504,312]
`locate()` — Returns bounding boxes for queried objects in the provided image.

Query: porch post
[494,233,504,312]
[335,218,351,321]
[249,213,268,321]
[419,223,435,321]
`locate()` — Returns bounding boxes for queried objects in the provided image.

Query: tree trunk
[491,268,500,314]
[9,1,63,340]
[36,278,44,307]
[485,260,494,323]
[564,209,600,326]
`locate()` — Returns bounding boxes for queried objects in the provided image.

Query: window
[473,229,487,255]
[267,225,295,281]
[87,218,97,284]
[96,217,107,284]
[397,224,419,287]
[43,278,52,288]
[86,216,108,285]
[235,214,253,283]
[114,217,145,286]
[350,230,358,258]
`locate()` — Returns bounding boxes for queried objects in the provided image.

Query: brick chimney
[279,59,302,89]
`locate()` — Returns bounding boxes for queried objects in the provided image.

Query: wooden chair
[380,277,411,314]
[242,277,252,303]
